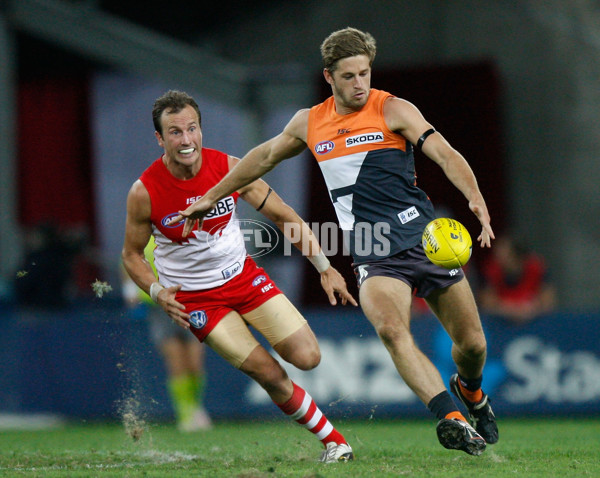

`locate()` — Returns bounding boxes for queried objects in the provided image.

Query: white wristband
[308,250,330,273]
[149,282,164,303]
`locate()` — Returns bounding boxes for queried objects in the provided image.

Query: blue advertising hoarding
[0,303,598,421]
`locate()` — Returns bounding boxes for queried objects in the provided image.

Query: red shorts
[175,256,282,342]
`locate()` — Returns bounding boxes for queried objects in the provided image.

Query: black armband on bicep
[416,128,436,150]
[255,187,273,211]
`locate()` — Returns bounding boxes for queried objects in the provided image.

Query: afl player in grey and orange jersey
[174,28,498,456]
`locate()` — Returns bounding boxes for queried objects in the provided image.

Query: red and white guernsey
[140,148,247,291]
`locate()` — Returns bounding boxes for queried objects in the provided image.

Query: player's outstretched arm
[424,138,495,248]
[240,176,357,307]
[122,180,190,328]
[172,110,310,237]
[385,98,495,247]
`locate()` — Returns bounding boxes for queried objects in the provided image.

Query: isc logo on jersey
[222,261,242,280]
[346,132,384,147]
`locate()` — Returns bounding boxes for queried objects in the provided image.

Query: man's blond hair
[320,27,377,72]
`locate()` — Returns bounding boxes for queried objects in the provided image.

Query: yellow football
[422,218,472,269]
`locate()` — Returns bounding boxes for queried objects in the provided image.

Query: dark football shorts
[353,243,465,298]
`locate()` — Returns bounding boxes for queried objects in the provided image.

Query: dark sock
[458,374,483,391]
[427,391,459,421]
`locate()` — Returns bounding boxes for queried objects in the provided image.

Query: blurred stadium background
[0,0,598,426]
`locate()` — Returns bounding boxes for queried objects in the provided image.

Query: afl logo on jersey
[252,275,267,287]
[161,213,184,228]
[315,141,335,155]
[189,310,207,329]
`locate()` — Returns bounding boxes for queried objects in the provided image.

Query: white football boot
[319,442,354,463]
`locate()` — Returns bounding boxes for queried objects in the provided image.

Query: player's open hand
[469,201,495,248]
[319,266,358,307]
[168,197,216,237]
[156,284,191,329]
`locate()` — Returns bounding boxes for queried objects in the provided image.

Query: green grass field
[0,417,598,477]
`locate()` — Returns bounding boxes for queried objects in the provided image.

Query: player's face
[155,104,202,168]
[325,55,372,114]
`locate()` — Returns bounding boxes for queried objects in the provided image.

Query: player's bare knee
[292,347,321,371]
[375,322,411,350]
[456,335,487,360]
[277,342,320,370]
[274,331,321,370]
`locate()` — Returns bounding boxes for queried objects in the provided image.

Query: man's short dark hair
[152,90,201,135]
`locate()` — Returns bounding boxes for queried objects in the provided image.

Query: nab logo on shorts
[315,141,335,155]
[252,275,267,287]
[189,310,207,329]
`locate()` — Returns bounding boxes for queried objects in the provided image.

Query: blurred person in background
[478,235,557,325]
[15,222,91,308]
[122,235,211,431]
[122,90,356,463]
[173,27,499,456]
